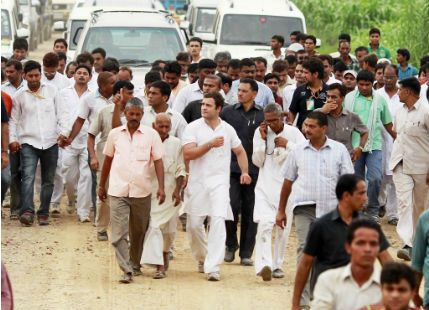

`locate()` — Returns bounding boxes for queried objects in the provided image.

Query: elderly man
[98,97,165,284]
[141,113,185,279]
[252,103,305,280]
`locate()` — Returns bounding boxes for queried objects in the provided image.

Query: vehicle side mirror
[17,28,30,39]
[200,33,216,43]
[53,21,66,31]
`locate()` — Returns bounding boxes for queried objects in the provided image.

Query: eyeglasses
[264,118,280,124]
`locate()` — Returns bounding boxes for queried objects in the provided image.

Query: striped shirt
[281,137,354,217]
[231,79,275,107]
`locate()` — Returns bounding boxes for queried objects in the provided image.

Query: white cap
[343,70,357,78]
[287,43,304,53]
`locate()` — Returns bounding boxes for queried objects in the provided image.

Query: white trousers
[141,216,177,266]
[35,148,63,204]
[378,174,398,220]
[61,147,92,218]
[187,214,225,274]
[254,221,288,274]
[393,164,429,247]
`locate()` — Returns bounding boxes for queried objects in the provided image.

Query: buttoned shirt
[311,263,381,310]
[281,138,354,217]
[42,71,71,91]
[220,103,265,175]
[172,81,203,114]
[316,107,368,153]
[104,123,165,198]
[69,73,98,92]
[182,99,203,123]
[141,105,188,140]
[389,98,429,174]
[398,64,418,81]
[78,89,113,125]
[60,86,92,149]
[332,55,360,72]
[231,79,275,108]
[266,52,283,73]
[9,83,71,149]
[2,79,26,97]
[368,44,392,61]
[282,83,297,111]
[420,82,428,105]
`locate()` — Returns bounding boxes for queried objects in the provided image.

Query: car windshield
[195,8,216,33]
[81,27,183,65]
[1,10,11,39]
[220,14,303,46]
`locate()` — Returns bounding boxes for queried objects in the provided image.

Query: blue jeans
[1,162,11,204]
[20,144,58,217]
[9,151,22,215]
[354,150,383,216]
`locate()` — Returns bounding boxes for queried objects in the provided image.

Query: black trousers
[225,172,257,259]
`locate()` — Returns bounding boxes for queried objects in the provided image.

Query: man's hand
[90,156,99,171]
[274,137,288,148]
[320,102,336,114]
[240,172,251,184]
[1,151,8,170]
[157,187,166,204]
[57,135,70,148]
[113,87,127,109]
[211,136,224,148]
[351,147,363,162]
[9,142,21,154]
[98,187,107,202]
[172,189,181,207]
[276,210,287,229]
[259,122,268,140]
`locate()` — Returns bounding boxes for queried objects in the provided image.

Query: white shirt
[167,79,187,106]
[420,82,428,105]
[60,85,92,149]
[2,79,26,97]
[78,89,113,125]
[266,52,283,73]
[42,71,71,91]
[141,105,188,140]
[311,264,381,310]
[224,89,238,105]
[282,84,297,112]
[69,73,98,92]
[252,124,306,222]
[281,138,354,217]
[9,83,71,149]
[231,79,275,107]
[376,87,403,175]
[182,118,241,218]
[172,81,203,113]
[326,74,342,85]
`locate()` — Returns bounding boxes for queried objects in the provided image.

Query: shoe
[370,215,381,224]
[79,216,91,223]
[132,269,143,276]
[272,268,285,278]
[119,272,133,283]
[207,271,220,281]
[19,213,34,226]
[240,258,254,266]
[397,246,412,261]
[153,270,166,279]
[38,215,50,226]
[168,249,174,261]
[258,266,272,281]
[9,212,19,220]
[66,201,75,214]
[378,205,386,218]
[224,246,237,263]
[387,218,398,226]
[198,261,204,273]
[50,203,60,218]
[97,231,108,241]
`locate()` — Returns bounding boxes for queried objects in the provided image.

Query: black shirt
[182,99,202,123]
[1,98,9,123]
[220,103,265,175]
[303,207,390,285]
[289,82,328,130]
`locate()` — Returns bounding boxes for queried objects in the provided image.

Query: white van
[75,9,187,87]
[1,0,30,58]
[201,0,307,59]
[183,0,219,38]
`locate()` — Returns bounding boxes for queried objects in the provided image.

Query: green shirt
[350,91,392,150]
[412,210,429,307]
[368,44,392,61]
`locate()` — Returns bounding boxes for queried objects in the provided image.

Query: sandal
[153,270,166,279]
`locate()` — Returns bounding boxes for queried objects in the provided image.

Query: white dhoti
[61,147,92,218]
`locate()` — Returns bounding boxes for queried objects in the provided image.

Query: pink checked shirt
[103,123,164,198]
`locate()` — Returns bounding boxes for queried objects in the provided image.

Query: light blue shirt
[412,210,429,307]
[398,64,418,81]
[231,79,275,107]
[2,79,26,97]
[281,138,354,217]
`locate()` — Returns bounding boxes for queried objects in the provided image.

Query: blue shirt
[231,79,275,108]
[412,210,429,307]
[398,64,418,81]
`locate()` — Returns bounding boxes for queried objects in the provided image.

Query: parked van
[201,0,307,59]
[183,0,219,37]
[1,0,30,58]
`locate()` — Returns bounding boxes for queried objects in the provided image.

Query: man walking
[98,97,165,283]
[183,92,251,281]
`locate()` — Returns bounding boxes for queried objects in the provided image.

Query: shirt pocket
[406,124,425,137]
[135,147,151,161]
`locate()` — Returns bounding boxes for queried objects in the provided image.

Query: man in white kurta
[141,114,185,278]
[60,65,93,222]
[252,103,306,280]
[182,92,251,281]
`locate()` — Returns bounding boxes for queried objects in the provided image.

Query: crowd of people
[1,26,429,310]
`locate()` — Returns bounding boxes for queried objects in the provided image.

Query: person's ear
[345,242,351,255]
[152,122,156,129]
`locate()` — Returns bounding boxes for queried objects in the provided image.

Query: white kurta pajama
[182,118,242,274]
[141,136,186,267]
[252,125,306,274]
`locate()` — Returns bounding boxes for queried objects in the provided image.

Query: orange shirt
[1,91,12,116]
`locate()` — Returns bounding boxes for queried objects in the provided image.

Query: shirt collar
[95,88,113,101]
[330,207,359,221]
[342,263,381,285]
[190,81,202,93]
[357,89,374,99]
[404,98,423,111]
[304,137,332,150]
[120,123,145,134]
[233,102,262,111]
[149,105,173,116]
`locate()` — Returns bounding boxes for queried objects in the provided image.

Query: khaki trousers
[109,195,151,273]
[95,151,109,233]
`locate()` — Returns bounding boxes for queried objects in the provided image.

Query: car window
[195,8,216,33]
[69,19,86,50]
[1,10,12,39]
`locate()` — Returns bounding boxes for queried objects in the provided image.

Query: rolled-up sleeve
[281,149,298,181]
[103,130,115,157]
